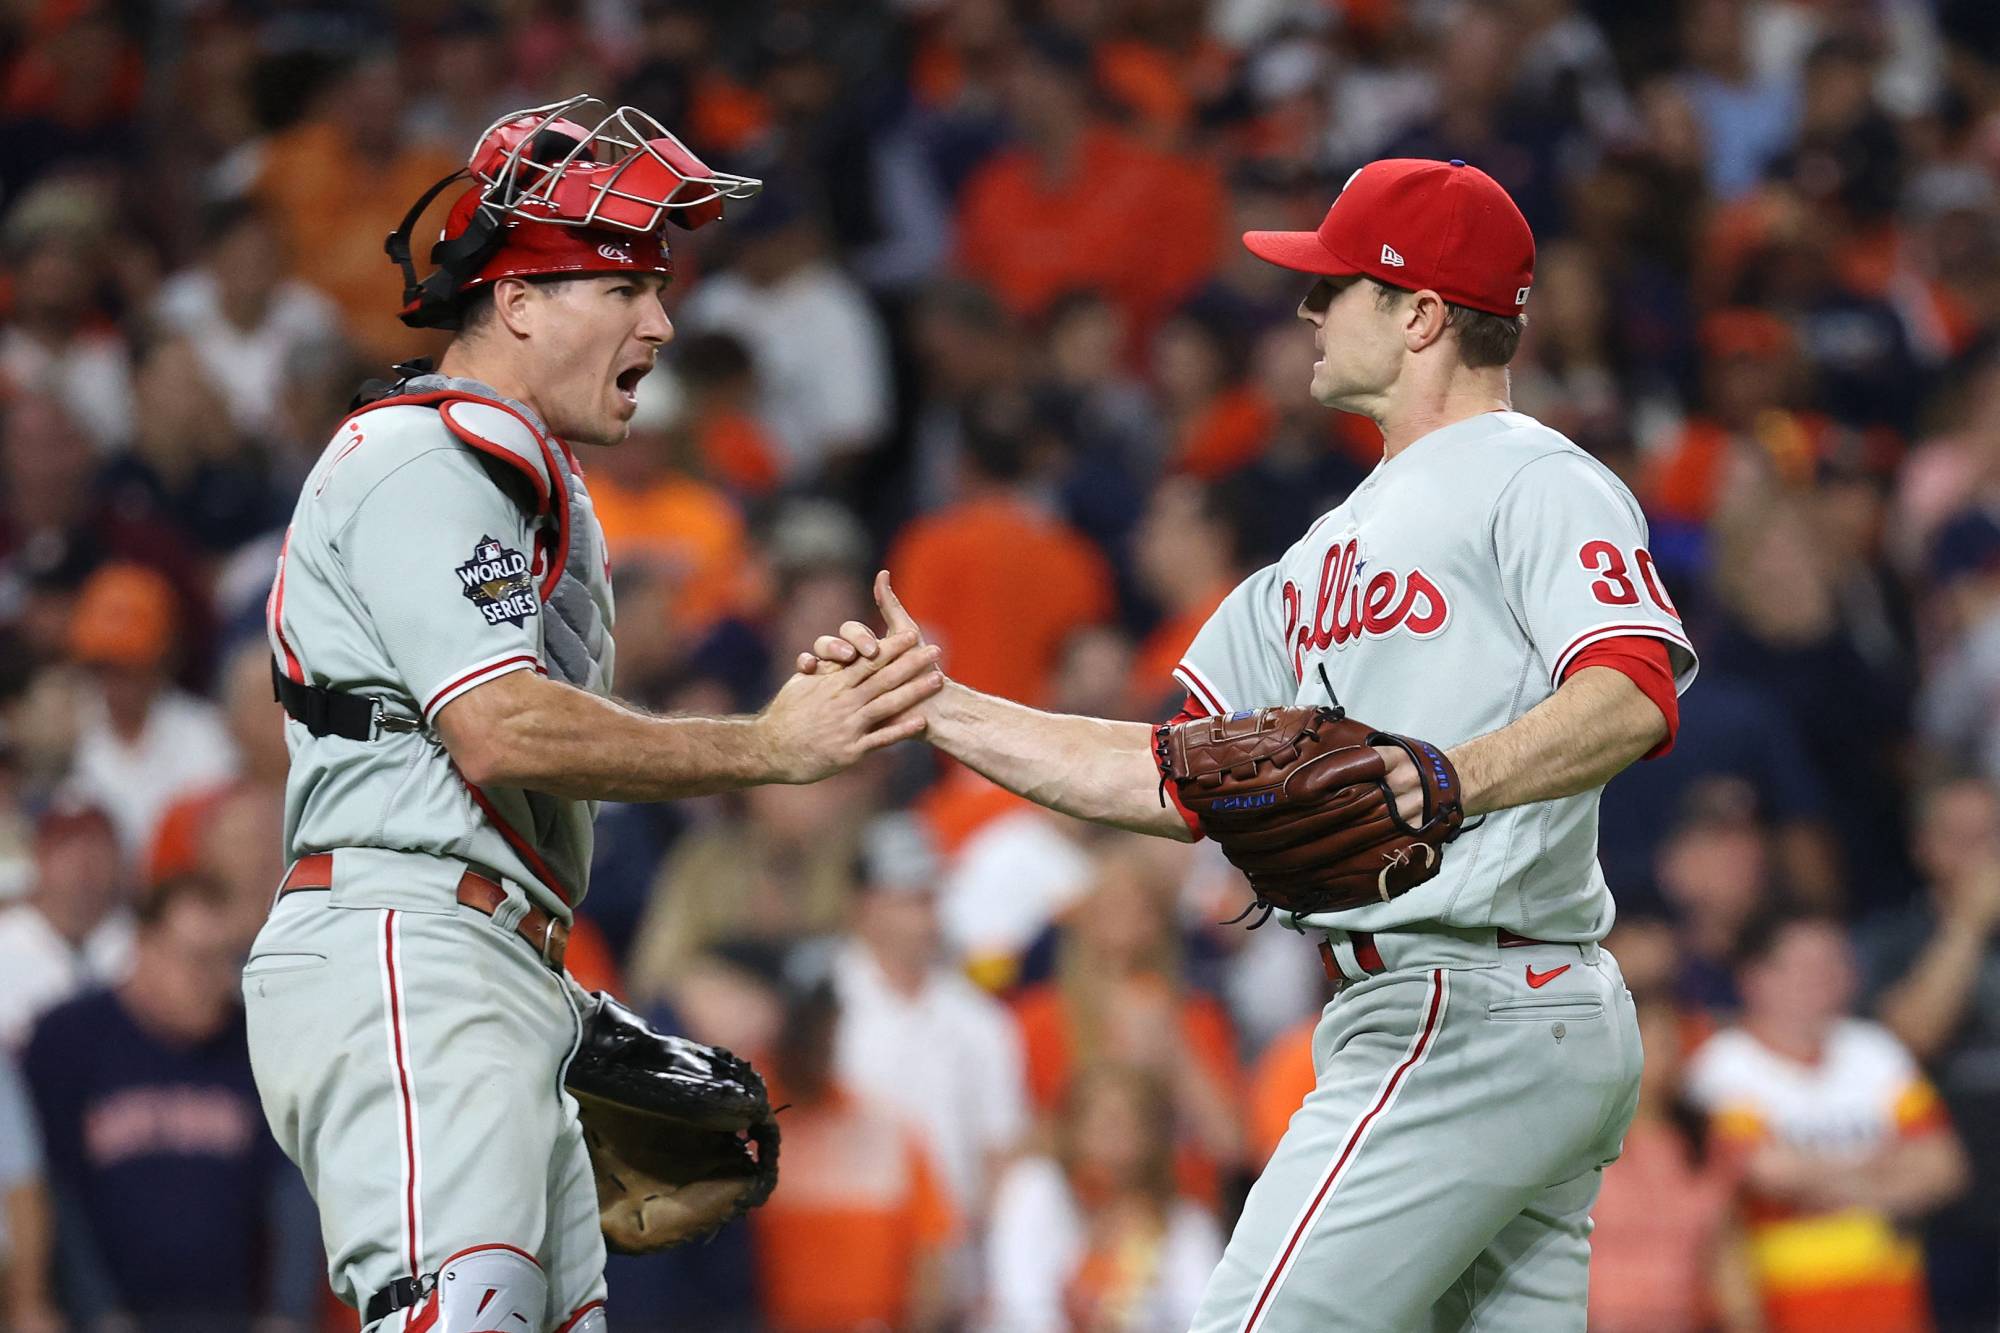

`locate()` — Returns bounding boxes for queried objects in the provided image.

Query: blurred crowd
[0,0,1998,1329]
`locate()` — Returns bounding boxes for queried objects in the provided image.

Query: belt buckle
[538,915,562,968]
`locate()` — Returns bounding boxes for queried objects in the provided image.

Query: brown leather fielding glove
[1156,705,1467,920]
[565,993,780,1252]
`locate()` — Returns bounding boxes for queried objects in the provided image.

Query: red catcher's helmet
[387,95,762,329]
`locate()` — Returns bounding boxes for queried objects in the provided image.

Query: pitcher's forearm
[1448,667,1666,817]
[928,682,1195,840]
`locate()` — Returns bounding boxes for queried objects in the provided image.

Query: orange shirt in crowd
[1131,582,1232,714]
[587,470,748,631]
[147,783,229,883]
[955,125,1224,329]
[1173,386,1275,479]
[1012,978,1243,1202]
[750,1084,958,1332]
[888,495,1112,706]
[1587,1117,1737,1332]
[914,763,1038,856]
[1093,38,1235,141]
[253,121,459,364]
[1247,1014,1317,1166]
[694,409,783,496]
[1644,412,1835,525]
[562,915,624,999]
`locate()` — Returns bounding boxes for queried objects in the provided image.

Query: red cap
[1242,158,1535,317]
[442,185,672,298]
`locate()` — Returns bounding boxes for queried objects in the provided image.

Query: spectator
[1704,496,1915,908]
[668,331,784,497]
[831,814,1029,1223]
[151,198,342,441]
[625,771,875,1007]
[982,1065,1223,1332]
[1645,309,1831,530]
[750,976,958,1333]
[1154,306,1268,481]
[1131,476,1245,717]
[1508,240,1632,454]
[680,188,895,486]
[1654,801,1774,1015]
[98,335,289,555]
[1919,506,2000,784]
[147,640,289,944]
[906,280,1026,512]
[588,366,753,637]
[0,1055,60,1333]
[1864,777,2000,1326]
[0,232,135,453]
[1596,668,1838,909]
[0,801,131,1053]
[0,395,210,670]
[62,563,237,860]
[1010,837,1244,1203]
[247,51,460,364]
[1687,910,1969,1333]
[1674,0,1801,200]
[22,873,317,1331]
[888,388,1113,705]
[954,28,1224,330]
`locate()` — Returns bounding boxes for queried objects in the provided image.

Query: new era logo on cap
[1381,244,1406,267]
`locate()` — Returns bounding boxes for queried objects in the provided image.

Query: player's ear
[489,276,541,341]
[1404,289,1449,353]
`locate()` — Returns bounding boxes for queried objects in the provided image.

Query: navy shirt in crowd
[21,987,279,1327]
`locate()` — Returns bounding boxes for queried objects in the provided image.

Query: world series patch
[457,535,538,627]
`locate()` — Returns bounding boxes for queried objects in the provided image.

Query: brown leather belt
[1318,928,1547,982]
[279,852,568,971]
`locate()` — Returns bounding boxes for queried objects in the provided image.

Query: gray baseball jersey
[265,373,615,920]
[1174,409,1696,939]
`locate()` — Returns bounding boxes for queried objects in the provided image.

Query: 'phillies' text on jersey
[1282,534,1449,681]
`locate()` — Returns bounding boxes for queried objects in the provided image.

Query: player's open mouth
[615,364,649,406]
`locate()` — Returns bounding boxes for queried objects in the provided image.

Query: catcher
[804,160,1694,1330]
[244,97,941,1332]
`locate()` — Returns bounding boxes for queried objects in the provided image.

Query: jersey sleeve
[1491,451,1698,693]
[1172,562,1296,715]
[336,447,547,720]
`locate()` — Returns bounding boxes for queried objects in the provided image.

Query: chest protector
[350,369,616,698]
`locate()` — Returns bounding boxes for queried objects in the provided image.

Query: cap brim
[1242,229,1356,275]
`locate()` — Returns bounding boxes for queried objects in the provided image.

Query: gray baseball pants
[242,868,608,1331]
[1190,931,1643,1332]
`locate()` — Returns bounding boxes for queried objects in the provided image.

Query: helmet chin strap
[386,168,509,330]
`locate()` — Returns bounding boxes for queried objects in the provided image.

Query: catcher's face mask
[388,94,762,329]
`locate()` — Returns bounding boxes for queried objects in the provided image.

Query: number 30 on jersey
[1579,541,1679,619]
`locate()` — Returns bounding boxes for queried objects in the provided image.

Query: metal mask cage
[470,94,762,237]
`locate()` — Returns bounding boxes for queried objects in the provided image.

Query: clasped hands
[754,571,944,783]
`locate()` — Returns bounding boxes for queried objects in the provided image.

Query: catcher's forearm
[1447,667,1667,817]
[438,671,786,800]
[928,681,1196,841]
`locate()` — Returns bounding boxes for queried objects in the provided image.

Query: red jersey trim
[1172,661,1230,716]
[422,652,547,721]
[1560,634,1680,759]
[1549,620,1694,689]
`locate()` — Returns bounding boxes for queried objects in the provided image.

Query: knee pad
[555,1301,607,1332]
[409,1244,547,1332]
